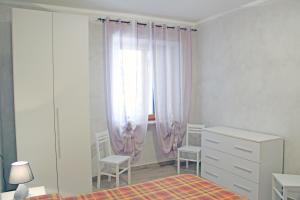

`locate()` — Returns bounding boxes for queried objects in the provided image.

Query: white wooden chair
[272,173,300,200]
[96,130,131,188]
[177,123,205,176]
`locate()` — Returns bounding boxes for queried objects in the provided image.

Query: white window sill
[148,121,156,125]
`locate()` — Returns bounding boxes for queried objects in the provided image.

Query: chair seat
[178,145,201,153]
[100,155,130,164]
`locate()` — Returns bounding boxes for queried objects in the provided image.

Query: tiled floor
[93,161,199,191]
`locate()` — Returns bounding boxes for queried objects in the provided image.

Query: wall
[195,0,300,174]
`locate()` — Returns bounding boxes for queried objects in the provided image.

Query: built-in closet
[12,8,92,196]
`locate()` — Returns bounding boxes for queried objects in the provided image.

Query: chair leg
[177,151,180,174]
[128,159,131,185]
[196,152,199,176]
[116,164,120,187]
[108,175,112,182]
[272,176,276,200]
[186,161,189,169]
[283,187,287,200]
[97,167,101,188]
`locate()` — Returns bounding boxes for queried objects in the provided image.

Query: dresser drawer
[202,131,227,152]
[202,163,259,200]
[202,147,260,183]
[228,136,260,162]
[227,172,259,200]
[201,162,227,187]
[202,131,260,162]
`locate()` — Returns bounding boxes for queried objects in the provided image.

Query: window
[148,56,155,121]
[111,46,155,122]
[121,49,155,121]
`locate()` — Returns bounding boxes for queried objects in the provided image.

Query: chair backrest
[186,123,205,146]
[95,130,111,160]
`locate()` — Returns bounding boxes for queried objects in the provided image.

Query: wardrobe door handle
[56,108,62,159]
[233,183,252,193]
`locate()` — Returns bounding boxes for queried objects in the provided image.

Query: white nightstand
[272,174,300,200]
[0,186,46,200]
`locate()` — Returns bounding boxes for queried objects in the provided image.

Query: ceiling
[4,0,259,22]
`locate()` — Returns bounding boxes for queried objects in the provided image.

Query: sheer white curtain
[152,26,193,157]
[104,20,151,161]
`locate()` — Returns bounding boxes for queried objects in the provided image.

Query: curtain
[0,6,17,192]
[104,20,151,161]
[152,26,192,157]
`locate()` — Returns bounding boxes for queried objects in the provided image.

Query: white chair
[272,173,300,200]
[96,130,131,188]
[177,123,205,176]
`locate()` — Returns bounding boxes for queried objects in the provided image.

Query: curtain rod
[98,18,197,32]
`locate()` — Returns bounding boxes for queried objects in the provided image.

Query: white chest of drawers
[201,126,284,200]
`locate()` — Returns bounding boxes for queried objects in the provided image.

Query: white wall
[195,0,300,174]
[89,21,107,136]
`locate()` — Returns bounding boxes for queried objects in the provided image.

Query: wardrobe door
[12,9,58,193]
[53,13,92,196]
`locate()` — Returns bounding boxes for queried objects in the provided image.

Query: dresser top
[203,126,282,142]
[1,186,46,200]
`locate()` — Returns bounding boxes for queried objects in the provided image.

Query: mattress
[64,174,247,200]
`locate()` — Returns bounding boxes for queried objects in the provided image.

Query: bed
[28,174,246,200]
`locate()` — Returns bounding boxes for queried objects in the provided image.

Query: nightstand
[0,186,46,200]
[272,174,300,200]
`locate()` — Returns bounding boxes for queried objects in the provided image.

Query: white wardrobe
[12,8,92,196]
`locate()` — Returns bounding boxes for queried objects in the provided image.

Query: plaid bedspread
[65,174,247,200]
[27,194,61,200]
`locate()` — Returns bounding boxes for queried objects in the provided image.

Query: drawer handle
[234,146,253,153]
[205,139,220,144]
[205,171,219,178]
[205,155,220,161]
[234,165,252,174]
[233,183,252,193]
